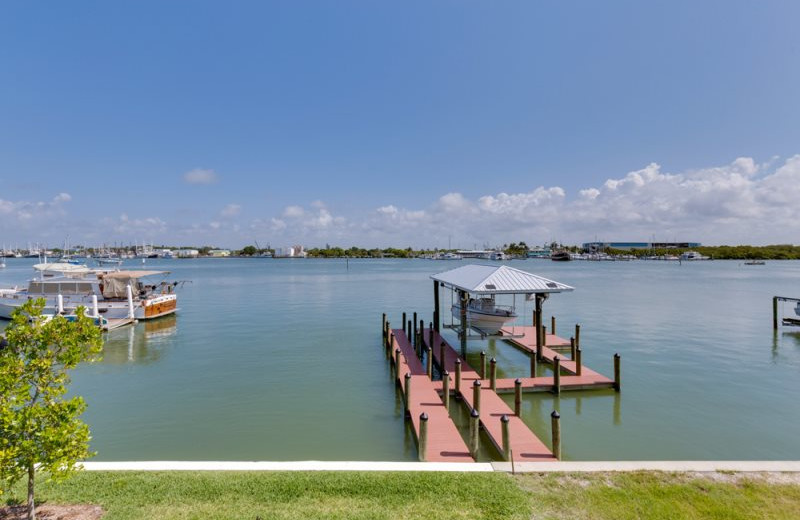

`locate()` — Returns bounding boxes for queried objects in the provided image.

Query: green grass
[4,470,800,519]
[4,471,529,520]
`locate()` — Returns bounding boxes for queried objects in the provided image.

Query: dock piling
[576,348,582,376]
[413,312,417,347]
[570,337,576,360]
[428,323,433,351]
[480,351,487,379]
[404,372,411,416]
[472,379,482,414]
[614,353,621,391]
[382,313,386,341]
[419,413,428,462]
[440,342,446,372]
[395,348,401,371]
[514,378,522,416]
[469,408,480,457]
[773,297,779,330]
[455,359,462,396]
[501,414,511,461]
[542,325,547,347]
[553,356,561,395]
[551,316,556,336]
[551,411,561,460]
[490,357,497,391]
[575,324,581,350]
[402,312,406,336]
[442,370,450,414]
[426,347,433,378]
[530,353,537,378]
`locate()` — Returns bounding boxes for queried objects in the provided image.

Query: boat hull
[451,304,517,334]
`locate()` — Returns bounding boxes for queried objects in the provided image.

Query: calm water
[2,257,800,461]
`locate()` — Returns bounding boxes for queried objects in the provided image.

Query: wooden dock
[388,329,472,462]
[422,329,557,462]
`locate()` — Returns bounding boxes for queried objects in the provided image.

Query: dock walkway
[389,329,472,462]
[422,329,556,462]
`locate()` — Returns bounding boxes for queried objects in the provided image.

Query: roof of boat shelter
[431,264,574,295]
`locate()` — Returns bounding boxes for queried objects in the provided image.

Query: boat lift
[430,264,574,353]
[773,296,800,328]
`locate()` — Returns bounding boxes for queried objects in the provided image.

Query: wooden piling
[433,280,440,333]
[426,347,433,378]
[480,351,487,379]
[407,320,412,343]
[773,297,779,330]
[404,372,411,416]
[576,348,582,376]
[442,370,450,414]
[472,379,481,414]
[455,359,462,396]
[551,316,556,336]
[428,323,433,351]
[395,348,401,371]
[402,312,406,336]
[501,414,511,461]
[530,353,537,378]
[385,323,391,352]
[570,337,576,360]
[614,353,621,391]
[542,325,547,346]
[469,408,480,457]
[551,411,561,460]
[553,356,561,395]
[514,378,522,416]
[490,357,497,391]
[382,313,386,341]
[440,341,446,372]
[419,412,428,462]
[575,323,581,350]
[413,312,417,346]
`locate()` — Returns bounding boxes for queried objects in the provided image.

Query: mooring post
[530,353,537,378]
[535,294,544,361]
[455,359,462,396]
[553,356,561,395]
[472,379,482,414]
[514,378,522,416]
[773,297,779,330]
[459,290,468,354]
[426,347,433,378]
[442,370,450,414]
[413,312,418,347]
[480,351,487,379]
[419,412,428,462]
[614,353,621,391]
[428,323,433,351]
[395,348,401,371]
[570,337,576,360]
[419,319,424,350]
[404,372,411,416]
[433,280,440,333]
[551,316,556,336]
[576,348,582,376]
[490,357,497,391]
[551,411,561,460]
[542,325,547,347]
[402,312,406,336]
[469,408,480,458]
[501,414,511,461]
[575,323,581,350]
[382,313,386,341]
[440,341,446,371]
[385,323,391,351]
[407,320,412,342]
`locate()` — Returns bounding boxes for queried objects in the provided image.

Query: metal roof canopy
[431,264,574,295]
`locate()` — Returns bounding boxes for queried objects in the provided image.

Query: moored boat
[550,251,571,262]
[451,296,517,334]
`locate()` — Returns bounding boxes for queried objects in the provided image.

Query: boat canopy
[431,264,573,295]
[100,271,168,298]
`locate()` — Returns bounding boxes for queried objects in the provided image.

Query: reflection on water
[101,315,177,365]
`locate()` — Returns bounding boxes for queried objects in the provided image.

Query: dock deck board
[422,329,556,462]
[389,329,472,463]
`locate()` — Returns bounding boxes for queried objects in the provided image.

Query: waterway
[2,257,800,461]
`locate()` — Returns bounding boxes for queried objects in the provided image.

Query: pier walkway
[422,329,556,462]
[388,329,472,462]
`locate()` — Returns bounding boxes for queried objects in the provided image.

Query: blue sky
[1,1,799,248]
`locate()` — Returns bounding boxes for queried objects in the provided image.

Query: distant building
[208,249,231,257]
[583,241,701,252]
[176,249,199,258]
[274,245,307,258]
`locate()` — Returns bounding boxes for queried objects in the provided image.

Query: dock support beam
[459,290,468,355]
[535,294,544,361]
[404,373,411,416]
[614,353,621,391]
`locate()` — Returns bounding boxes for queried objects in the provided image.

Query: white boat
[680,251,710,261]
[433,252,462,260]
[452,296,517,334]
[488,250,508,261]
[0,270,180,321]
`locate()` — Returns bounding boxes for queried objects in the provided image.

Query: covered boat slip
[431,264,574,344]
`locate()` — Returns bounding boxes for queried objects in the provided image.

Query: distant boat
[551,251,571,262]
[488,250,508,261]
[433,252,462,260]
[680,251,710,261]
[744,260,765,265]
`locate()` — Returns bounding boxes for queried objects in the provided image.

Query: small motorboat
[550,251,571,262]
[452,296,517,334]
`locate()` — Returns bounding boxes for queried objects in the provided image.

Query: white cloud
[283,205,305,218]
[220,203,242,217]
[183,168,218,184]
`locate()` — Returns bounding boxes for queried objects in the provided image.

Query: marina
[2,257,800,462]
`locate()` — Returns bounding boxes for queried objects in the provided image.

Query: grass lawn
[4,470,800,519]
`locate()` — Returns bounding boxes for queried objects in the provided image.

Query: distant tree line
[606,244,800,260]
